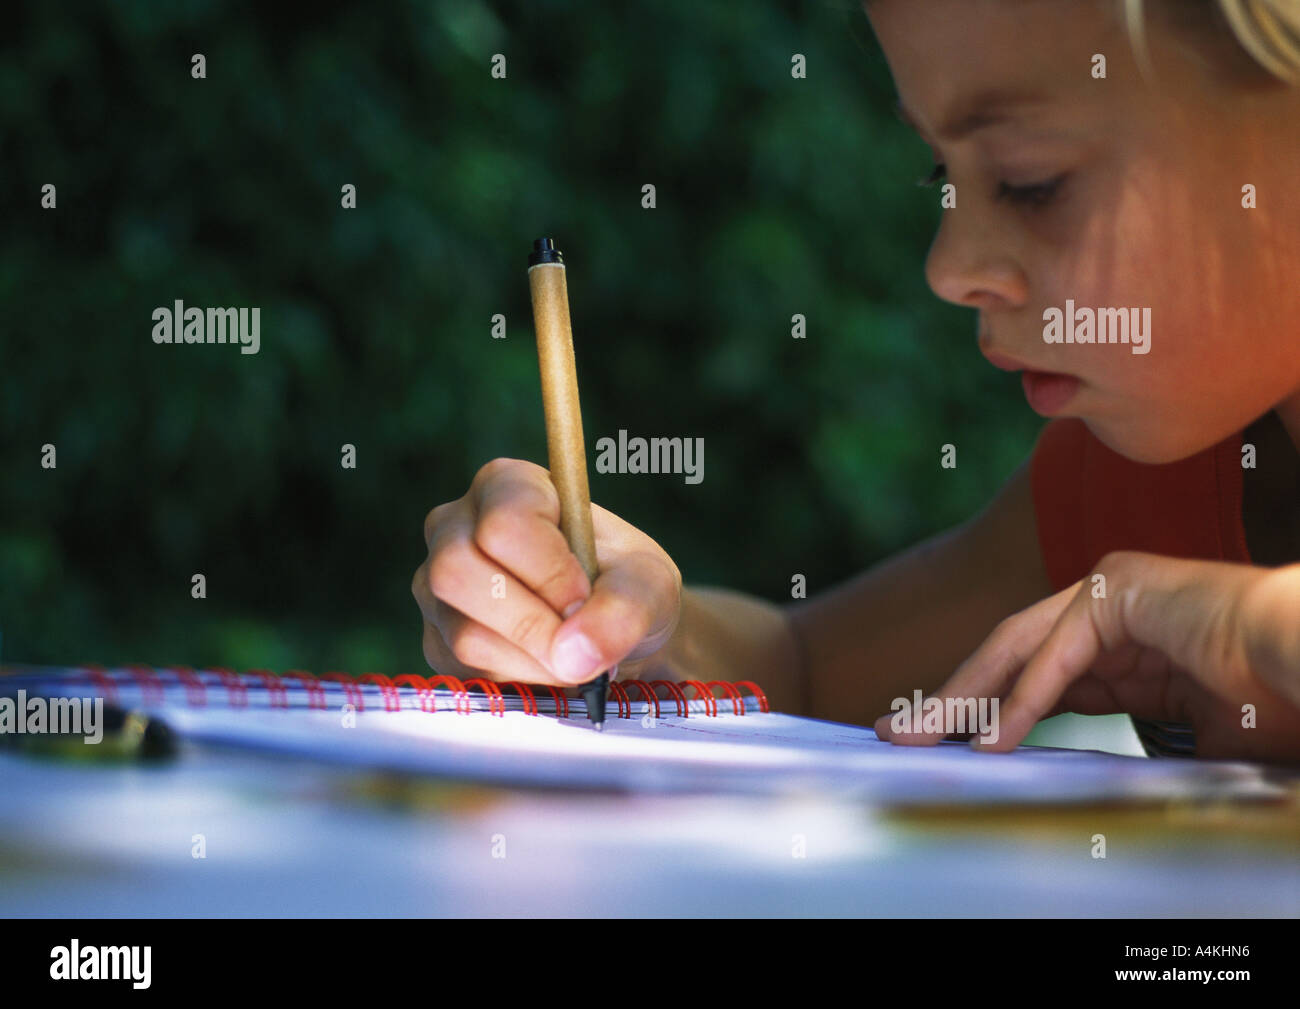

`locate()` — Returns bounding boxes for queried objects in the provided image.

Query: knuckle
[991,613,1019,640]
[447,622,491,669]
[427,539,474,602]
[1095,550,1133,573]
[478,457,514,481]
[535,552,582,598]
[475,457,553,500]
[474,456,524,491]
[509,609,549,653]
[474,507,524,559]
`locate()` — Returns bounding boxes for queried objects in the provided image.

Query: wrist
[1240,563,1300,706]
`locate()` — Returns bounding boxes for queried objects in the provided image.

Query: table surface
[1,744,1296,917]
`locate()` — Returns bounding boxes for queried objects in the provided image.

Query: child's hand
[875,553,1300,761]
[412,458,683,688]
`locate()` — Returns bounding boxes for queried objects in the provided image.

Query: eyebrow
[893,89,1050,143]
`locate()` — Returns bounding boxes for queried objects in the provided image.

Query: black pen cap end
[529,237,564,266]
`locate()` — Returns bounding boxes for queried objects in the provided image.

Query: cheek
[1050,170,1289,459]
[1069,165,1257,385]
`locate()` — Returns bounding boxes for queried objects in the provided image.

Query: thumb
[548,553,674,684]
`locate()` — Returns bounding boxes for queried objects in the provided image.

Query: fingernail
[561,600,584,619]
[551,631,602,683]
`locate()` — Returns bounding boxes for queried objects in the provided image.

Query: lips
[979,339,1080,415]
[1020,370,1080,415]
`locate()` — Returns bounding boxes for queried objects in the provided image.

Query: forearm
[617,531,1041,725]
[786,525,1017,725]
[619,585,807,715]
[618,541,1019,726]
[788,460,1053,727]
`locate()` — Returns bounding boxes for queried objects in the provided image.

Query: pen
[527,237,611,729]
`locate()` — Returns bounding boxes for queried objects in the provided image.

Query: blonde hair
[1124,0,1300,83]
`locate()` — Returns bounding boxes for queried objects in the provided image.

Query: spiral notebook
[0,664,1288,804]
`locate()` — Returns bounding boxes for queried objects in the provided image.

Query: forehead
[866,0,1122,138]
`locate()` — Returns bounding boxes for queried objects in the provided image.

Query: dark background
[0,0,1041,676]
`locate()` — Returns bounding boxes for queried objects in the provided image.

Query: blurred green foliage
[0,0,1041,676]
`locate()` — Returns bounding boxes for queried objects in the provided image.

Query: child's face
[867,0,1300,462]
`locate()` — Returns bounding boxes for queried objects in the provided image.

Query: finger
[418,505,568,677]
[471,460,593,615]
[974,584,1105,751]
[423,609,576,688]
[548,551,679,685]
[874,581,1080,745]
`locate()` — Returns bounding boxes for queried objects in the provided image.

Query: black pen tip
[579,670,609,727]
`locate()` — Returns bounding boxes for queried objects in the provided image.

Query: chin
[1080,417,1219,465]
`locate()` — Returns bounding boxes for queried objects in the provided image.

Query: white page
[4,668,1290,804]
[161,700,1288,804]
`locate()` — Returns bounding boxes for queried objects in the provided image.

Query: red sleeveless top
[1031,418,1250,589]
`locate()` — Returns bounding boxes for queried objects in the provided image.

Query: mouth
[1019,370,1081,415]
[979,342,1081,416]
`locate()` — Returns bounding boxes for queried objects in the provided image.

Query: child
[413,0,1300,762]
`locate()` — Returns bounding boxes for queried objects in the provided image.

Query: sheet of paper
[5,669,1291,804]
[162,702,1288,804]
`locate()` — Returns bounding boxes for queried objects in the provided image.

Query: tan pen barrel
[527,247,599,586]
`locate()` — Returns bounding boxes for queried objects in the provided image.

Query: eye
[996,175,1066,208]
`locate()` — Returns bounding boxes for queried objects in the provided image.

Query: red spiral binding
[427,674,471,714]
[285,670,327,710]
[321,671,364,711]
[679,680,718,717]
[169,666,206,707]
[212,667,249,707]
[608,681,630,719]
[734,680,770,713]
[127,664,166,706]
[248,668,289,709]
[619,679,660,719]
[462,678,504,717]
[393,673,436,712]
[707,679,743,716]
[498,681,538,716]
[358,672,401,712]
[536,683,570,719]
[81,665,118,706]
[45,664,769,719]
[649,680,689,717]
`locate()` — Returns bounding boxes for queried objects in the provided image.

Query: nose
[924,208,1029,311]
